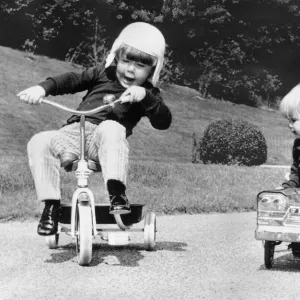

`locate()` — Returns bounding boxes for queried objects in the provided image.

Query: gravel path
[1,212,300,300]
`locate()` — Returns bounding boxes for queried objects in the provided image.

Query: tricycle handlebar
[40,98,121,116]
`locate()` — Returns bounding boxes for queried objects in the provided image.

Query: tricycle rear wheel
[144,212,156,251]
[45,234,59,249]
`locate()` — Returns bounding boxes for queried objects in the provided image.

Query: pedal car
[255,187,300,269]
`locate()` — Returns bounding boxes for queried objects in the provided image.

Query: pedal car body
[255,187,300,268]
[255,188,300,242]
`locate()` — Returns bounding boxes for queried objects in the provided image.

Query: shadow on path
[258,251,300,272]
[45,241,188,267]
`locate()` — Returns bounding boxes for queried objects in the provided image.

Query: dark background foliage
[1,0,300,106]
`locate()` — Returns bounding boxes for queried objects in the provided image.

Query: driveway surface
[1,212,300,300]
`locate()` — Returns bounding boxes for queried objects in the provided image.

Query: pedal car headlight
[258,193,287,212]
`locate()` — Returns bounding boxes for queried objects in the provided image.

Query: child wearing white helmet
[17,22,172,236]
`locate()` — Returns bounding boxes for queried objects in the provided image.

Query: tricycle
[39,98,157,266]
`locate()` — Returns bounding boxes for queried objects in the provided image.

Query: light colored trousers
[27,120,129,201]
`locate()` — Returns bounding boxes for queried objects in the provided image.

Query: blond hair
[115,45,157,67]
[279,84,300,119]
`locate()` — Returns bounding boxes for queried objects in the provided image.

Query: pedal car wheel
[144,212,156,251]
[291,243,300,257]
[45,234,59,249]
[75,202,93,266]
[264,241,275,269]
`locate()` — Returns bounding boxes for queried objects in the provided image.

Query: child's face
[288,117,300,136]
[116,56,153,88]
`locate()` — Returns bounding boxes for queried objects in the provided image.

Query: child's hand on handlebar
[120,86,146,103]
[17,86,46,105]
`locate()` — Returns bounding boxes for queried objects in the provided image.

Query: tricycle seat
[59,152,101,172]
[63,159,102,173]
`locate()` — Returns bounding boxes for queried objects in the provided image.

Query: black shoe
[37,201,61,236]
[109,194,131,215]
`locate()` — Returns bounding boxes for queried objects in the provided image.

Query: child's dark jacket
[283,138,300,188]
[38,65,172,137]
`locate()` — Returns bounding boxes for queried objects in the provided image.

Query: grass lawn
[0,156,289,221]
[0,45,295,221]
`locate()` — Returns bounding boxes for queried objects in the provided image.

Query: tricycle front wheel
[75,202,93,266]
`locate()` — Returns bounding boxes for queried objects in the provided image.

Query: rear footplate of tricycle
[59,203,144,226]
[45,202,157,265]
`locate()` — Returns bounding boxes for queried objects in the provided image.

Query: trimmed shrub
[199,118,267,166]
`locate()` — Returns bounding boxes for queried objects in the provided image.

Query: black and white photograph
[1,1,300,299]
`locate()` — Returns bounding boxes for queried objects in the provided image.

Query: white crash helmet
[105,22,166,86]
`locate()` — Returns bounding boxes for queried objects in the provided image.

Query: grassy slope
[0,45,295,165]
[0,46,295,220]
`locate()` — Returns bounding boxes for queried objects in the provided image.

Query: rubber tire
[264,241,275,269]
[291,243,300,257]
[75,202,93,266]
[45,234,59,249]
[144,212,156,251]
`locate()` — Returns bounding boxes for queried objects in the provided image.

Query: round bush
[199,118,267,166]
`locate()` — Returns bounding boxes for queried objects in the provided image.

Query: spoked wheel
[264,241,276,269]
[144,212,156,251]
[45,234,59,249]
[75,202,93,266]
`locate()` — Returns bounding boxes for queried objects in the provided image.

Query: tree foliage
[1,0,300,106]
